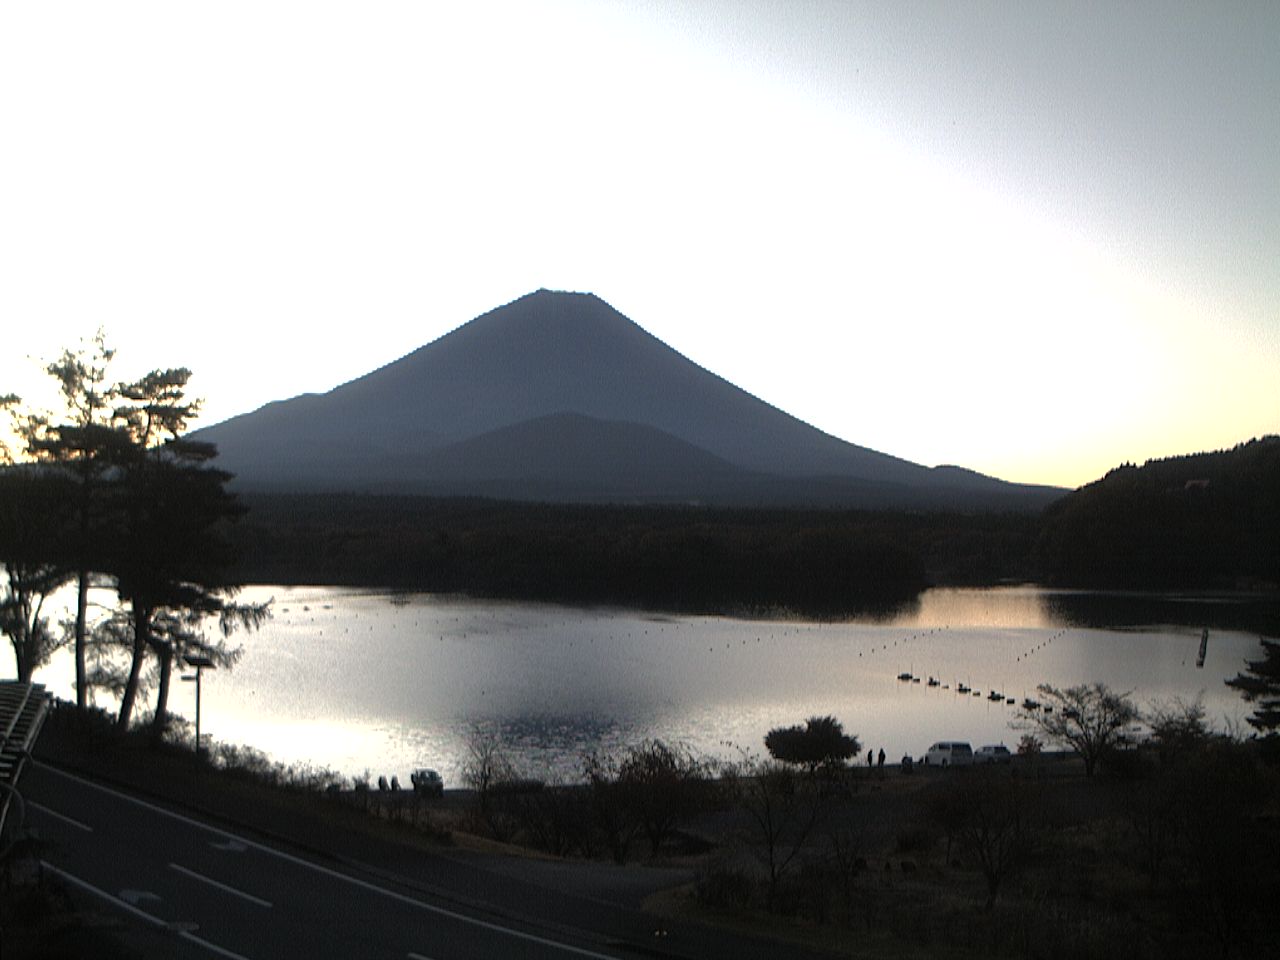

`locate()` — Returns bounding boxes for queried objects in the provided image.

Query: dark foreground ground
[8,709,1280,960]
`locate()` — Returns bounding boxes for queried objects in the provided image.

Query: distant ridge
[195,290,1064,510]
[1037,435,1280,588]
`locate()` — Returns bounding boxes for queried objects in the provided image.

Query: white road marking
[119,888,162,906]
[210,838,249,853]
[37,762,621,959]
[407,954,437,960]
[28,801,93,832]
[171,862,273,908]
[41,861,256,960]
[35,762,274,849]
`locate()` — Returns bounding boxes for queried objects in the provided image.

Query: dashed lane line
[171,862,274,908]
[29,800,93,832]
[40,861,255,960]
[36,762,622,960]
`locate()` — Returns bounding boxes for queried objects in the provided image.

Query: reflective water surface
[36,586,1277,785]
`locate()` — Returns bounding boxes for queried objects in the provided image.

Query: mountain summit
[195,290,1062,509]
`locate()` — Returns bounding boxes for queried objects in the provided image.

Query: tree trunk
[150,645,174,738]
[14,633,33,684]
[11,591,37,683]
[117,602,152,730]
[74,568,89,710]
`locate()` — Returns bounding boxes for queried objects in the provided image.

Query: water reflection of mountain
[1044,591,1280,636]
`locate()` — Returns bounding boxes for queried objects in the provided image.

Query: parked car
[924,742,974,767]
[975,744,1013,764]
[410,768,444,797]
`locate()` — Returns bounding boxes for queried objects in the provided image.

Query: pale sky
[2,1,1276,489]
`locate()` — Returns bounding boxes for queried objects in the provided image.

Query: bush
[578,740,714,862]
[765,715,860,774]
[511,783,591,857]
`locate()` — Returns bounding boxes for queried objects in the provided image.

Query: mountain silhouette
[195,290,1063,509]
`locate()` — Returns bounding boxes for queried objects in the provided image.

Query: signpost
[181,654,216,759]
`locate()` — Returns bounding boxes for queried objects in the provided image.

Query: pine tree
[1227,639,1280,732]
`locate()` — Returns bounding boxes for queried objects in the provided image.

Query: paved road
[25,763,636,960]
[25,760,843,960]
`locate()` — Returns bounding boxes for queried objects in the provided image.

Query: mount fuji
[194,290,1062,511]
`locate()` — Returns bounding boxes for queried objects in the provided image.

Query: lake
[33,586,1278,786]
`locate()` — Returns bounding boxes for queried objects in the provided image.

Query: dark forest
[227,494,1041,618]
[226,437,1279,616]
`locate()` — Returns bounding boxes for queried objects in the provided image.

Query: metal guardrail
[0,680,53,851]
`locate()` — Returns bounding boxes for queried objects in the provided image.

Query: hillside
[195,290,1063,510]
[1035,436,1280,589]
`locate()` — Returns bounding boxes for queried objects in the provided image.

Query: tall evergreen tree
[7,340,265,729]
[19,333,128,708]
[106,368,257,731]
[1226,639,1280,732]
[110,445,263,733]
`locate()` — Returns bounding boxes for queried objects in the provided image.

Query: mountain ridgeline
[195,290,1063,511]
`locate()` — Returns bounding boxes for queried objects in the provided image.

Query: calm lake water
[34,586,1278,786]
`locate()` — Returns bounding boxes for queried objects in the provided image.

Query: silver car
[975,744,1013,764]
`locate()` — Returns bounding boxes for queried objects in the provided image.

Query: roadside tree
[728,752,828,909]
[19,333,128,709]
[581,750,640,863]
[5,342,263,727]
[1017,682,1141,776]
[764,715,860,775]
[150,607,258,737]
[1147,695,1216,754]
[615,739,707,856]
[930,767,1038,908]
[580,740,708,861]
[110,437,256,732]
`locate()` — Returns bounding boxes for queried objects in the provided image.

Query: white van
[924,742,974,767]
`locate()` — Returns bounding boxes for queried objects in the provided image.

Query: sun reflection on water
[31,585,1273,786]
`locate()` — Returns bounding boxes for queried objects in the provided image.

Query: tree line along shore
[226,430,1279,614]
